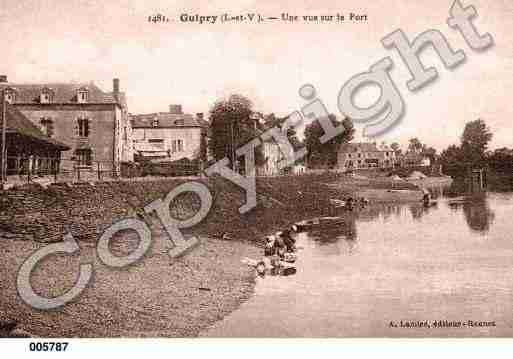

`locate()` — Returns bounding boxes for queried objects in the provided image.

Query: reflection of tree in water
[462,196,495,233]
[408,202,438,221]
[356,203,402,222]
[307,213,358,255]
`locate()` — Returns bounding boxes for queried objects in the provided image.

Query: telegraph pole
[230,120,236,172]
[1,88,6,187]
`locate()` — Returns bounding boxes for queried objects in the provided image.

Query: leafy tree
[460,118,492,167]
[208,94,264,170]
[422,146,437,164]
[304,114,354,168]
[439,144,465,176]
[262,113,302,151]
[487,147,513,173]
[390,142,401,154]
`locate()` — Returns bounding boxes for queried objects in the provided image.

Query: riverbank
[1,172,450,337]
[0,173,354,337]
[0,233,261,337]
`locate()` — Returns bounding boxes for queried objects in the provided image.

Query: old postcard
[0,0,513,350]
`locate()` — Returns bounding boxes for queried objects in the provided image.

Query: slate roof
[0,82,121,105]
[130,112,202,128]
[338,142,380,153]
[1,102,70,150]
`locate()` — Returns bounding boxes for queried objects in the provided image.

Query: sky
[0,0,512,152]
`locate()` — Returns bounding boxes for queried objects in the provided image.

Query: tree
[422,146,437,164]
[488,147,513,173]
[304,114,354,168]
[262,113,305,165]
[208,94,264,170]
[390,142,401,154]
[262,113,303,151]
[460,119,492,167]
[439,144,465,177]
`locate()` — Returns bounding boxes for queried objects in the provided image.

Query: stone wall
[0,179,199,243]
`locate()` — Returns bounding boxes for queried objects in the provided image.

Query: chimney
[0,75,7,83]
[169,104,183,114]
[113,78,120,93]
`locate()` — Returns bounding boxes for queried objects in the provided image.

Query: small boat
[294,217,345,231]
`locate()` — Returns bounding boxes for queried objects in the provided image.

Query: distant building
[258,139,283,176]
[337,142,397,171]
[0,76,132,173]
[399,152,431,167]
[0,102,70,177]
[130,105,206,162]
[256,116,296,176]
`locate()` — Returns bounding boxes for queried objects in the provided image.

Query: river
[203,187,513,337]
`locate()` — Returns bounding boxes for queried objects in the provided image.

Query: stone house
[130,105,205,163]
[337,142,397,171]
[0,76,132,174]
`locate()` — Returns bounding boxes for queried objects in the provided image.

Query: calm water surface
[204,189,513,337]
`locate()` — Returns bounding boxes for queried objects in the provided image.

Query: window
[174,119,184,126]
[78,118,90,137]
[148,138,165,148]
[172,139,184,153]
[40,88,54,104]
[152,119,159,127]
[77,89,89,103]
[75,149,92,166]
[4,91,15,104]
[40,118,54,137]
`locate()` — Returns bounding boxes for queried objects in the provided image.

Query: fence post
[97,162,101,181]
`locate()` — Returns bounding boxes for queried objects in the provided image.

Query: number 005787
[29,342,69,352]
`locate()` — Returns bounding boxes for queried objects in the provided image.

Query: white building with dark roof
[130,105,206,162]
[337,142,397,171]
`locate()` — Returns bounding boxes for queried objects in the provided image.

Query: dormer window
[77,87,89,103]
[5,90,16,104]
[152,118,159,127]
[40,87,54,104]
[4,87,17,104]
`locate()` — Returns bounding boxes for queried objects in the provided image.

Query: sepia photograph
[0,0,513,355]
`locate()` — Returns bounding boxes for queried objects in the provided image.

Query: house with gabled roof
[337,142,397,171]
[130,105,206,162]
[0,76,133,174]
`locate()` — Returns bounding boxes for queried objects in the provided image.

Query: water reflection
[206,189,513,338]
[301,184,499,258]
[304,213,358,255]
[462,196,495,233]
